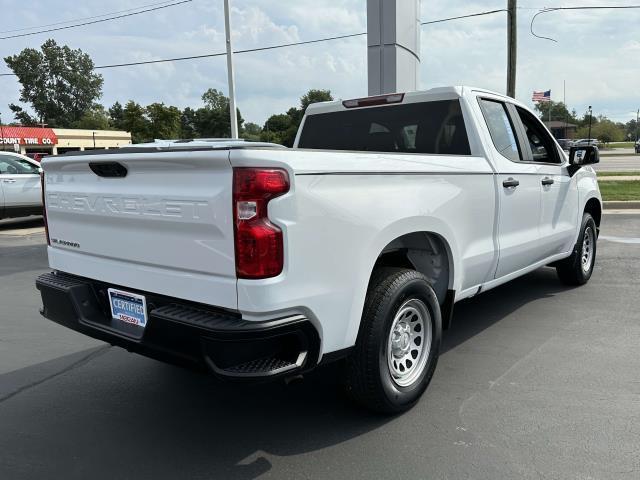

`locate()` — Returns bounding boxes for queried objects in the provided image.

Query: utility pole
[223,0,239,139]
[636,108,639,143]
[506,0,517,98]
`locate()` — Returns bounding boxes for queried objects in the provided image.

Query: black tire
[556,213,597,285]
[344,268,442,414]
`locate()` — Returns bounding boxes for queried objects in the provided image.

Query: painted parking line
[603,210,640,215]
[600,235,640,244]
[0,227,45,236]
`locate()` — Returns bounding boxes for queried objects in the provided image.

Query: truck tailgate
[42,150,238,309]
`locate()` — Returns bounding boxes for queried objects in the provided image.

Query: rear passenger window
[479,99,521,162]
[298,100,471,155]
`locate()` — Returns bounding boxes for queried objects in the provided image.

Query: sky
[0,0,639,128]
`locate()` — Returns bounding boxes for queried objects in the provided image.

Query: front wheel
[556,213,597,285]
[344,268,442,414]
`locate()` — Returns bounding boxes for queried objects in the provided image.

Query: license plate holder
[107,288,148,328]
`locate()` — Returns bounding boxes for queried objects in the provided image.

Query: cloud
[1,0,639,127]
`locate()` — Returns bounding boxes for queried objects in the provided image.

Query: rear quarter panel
[231,149,496,355]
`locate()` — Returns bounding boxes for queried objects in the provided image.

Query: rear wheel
[344,268,442,414]
[556,213,597,285]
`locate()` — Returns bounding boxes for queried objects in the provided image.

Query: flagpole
[563,80,567,139]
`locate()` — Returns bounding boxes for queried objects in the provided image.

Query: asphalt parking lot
[594,152,640,172]
[1,214,640,480]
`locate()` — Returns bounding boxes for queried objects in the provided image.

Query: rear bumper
[36,271,320,379]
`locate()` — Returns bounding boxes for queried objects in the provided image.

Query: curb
[599,153,638,157]
[603,201,640,210]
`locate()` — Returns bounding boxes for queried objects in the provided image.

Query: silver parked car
[0,152,43,220]
[574,138,600,147]
[557,138,574,150]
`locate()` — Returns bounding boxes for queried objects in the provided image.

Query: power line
[421,9,507,25]
[0,0,193,40]
[0,0,182,35]
[531,5,640,42]
[90,32,369,70]
[0,8,507,76]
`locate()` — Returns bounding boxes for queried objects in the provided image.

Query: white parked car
[36,87,602,412]
[0,151,43,220]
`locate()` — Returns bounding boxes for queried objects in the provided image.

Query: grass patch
[598,180,640,201]
[597,171,640,177]
[607,142,636,149]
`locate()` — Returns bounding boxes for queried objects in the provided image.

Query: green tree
[260,89,333,146]
[195,88,244,138]
[122,101,150,143]
[73,105,111,130]
[202,88,229,111]
[242,122,262,141]
[108,102,125,130]
[534,101,577,124]
[4,39,103,127]
[146,103,181,140]
[300,89,333,112]
[576,118,624,145]
[625,118,639,141]
[180,107,198,138]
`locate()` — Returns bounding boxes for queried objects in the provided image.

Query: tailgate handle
[89,162,128,178]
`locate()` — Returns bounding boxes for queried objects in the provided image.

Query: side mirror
[569,145,600,167]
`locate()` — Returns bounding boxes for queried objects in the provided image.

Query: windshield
[298,99,471,155]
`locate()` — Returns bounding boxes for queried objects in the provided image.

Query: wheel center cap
[391,323,411,357]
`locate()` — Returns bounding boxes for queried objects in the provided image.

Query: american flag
[532,90,551,102]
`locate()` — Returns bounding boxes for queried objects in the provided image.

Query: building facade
[0,126,131,155]
[543,121,578,140]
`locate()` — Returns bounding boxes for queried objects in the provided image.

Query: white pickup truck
[36,87,602,413]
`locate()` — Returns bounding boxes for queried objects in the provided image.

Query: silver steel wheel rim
[581,226,594,273]
[387,299,432,388]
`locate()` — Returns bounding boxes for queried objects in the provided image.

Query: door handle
[502,178,520,188]
[541,177,555,186]
[2,179,17,183]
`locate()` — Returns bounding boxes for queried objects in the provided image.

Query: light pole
[223,0,239,139]
[636,108,639,143]
[587,106,593,142]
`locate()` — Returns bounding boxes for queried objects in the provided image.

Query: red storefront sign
[0,126,58,146]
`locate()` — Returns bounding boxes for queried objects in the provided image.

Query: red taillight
[40,172,50,246]
[233,168,290,279]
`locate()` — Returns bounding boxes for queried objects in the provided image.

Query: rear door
[478,98,543,278]
[0,154,42,209]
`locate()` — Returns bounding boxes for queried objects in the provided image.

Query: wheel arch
[584,196,602,230]
[373,231,454,305]
[343,217,461,349]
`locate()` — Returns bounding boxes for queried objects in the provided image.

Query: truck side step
[223,356,301,377]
